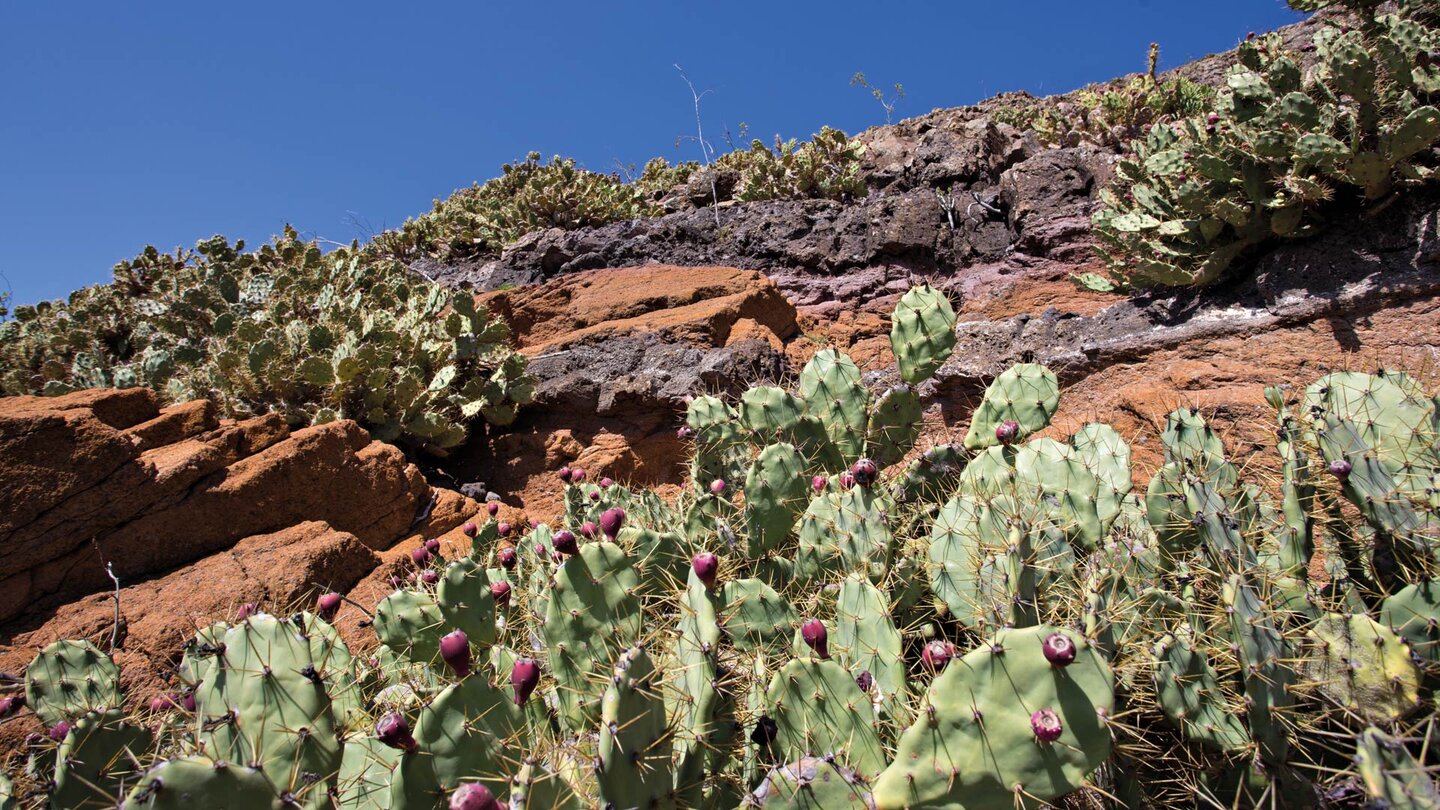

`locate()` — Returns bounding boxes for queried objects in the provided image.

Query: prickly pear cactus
[543,541,643,731]
[373,589,447,666]
[889,284,957,385]
[52,709,153,810]
[1353,727,1440,809]
[872,626,1115,810]
[798,349,868,462]
[962,363,1060,451]
[765,657,887,778]
[1152,634,1248,753]
[388,673,523,806]
[25,640,122,726]
[1303,613,1421,723]
[718,578,798,653]
[750,758,877,809]
[795,486,895,582]
[745,443,811,556]
[598,646,676,809]
[121,756,276,809]
[834,575,905,718]
[437,556,499,648]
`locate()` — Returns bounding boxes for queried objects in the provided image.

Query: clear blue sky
[1,2,1305,306]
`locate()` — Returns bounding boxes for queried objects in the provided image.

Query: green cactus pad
[744,443,812,556]
[750,758,877,809]
[795,486,895,583]
[1070,423,1133,533]
[1223,576,1294,764]
[865,384,923,469]
[1303,613,1421,723]
[1014,437,1103,549]
[741,386,807,436]
[1152,635,1248,753]
[890,284,957,385]
[872,625,1115,810]
[25,640,123,727]
[388,672,524,807]
[509,759,582,810]
[834,575,905,718]
[962,363,1059,451]
[373,588,447,667]
[766,657,887,778]
[53,709,154,810]
[1354,727,1440,809]
[890,443,968,503]
[543,541,643,732]
[121,756,275,810]
[335,738,398,810]
[598,647,677,809]
[718,578,798,653]
[798,349,869,462]
[672,571,726,806]
[437,556,499,648]
[1380,580,1440,666]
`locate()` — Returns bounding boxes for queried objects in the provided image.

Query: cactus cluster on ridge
[3,277,1439,809]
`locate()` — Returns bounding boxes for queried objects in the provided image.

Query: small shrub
[716,126,867,202]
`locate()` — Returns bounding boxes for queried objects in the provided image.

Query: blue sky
[1,2,1305,306]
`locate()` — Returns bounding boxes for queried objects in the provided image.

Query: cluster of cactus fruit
[1088,0,1440,289]
[4,282,1440,809]
[0,227,534,452]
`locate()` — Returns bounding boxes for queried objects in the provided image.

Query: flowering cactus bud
[855,670,874,693]
[486,502,499,517]
[376,712,417,751]
[420,570,440,585]
[812,475,827,493]
[677,426,694,440]
[236,603,258,621]
[580,521,598,539]
[490,580,512,607]
[498,546,517,570]
[850,458,878,486]
[316,592,342,622]
[511,659,541,705]
[709,479,727,495]
[49,721,71,742]
[440,630,471,678]
[692,552,719,588]
[600,507,626,539]
[497,522,513,537]
[424,538,441,555]
[801,619,829,659]
[450,782,501,810]
[995,420,1021,445]
[1042,632,1076,666]
[839,472,856,490]
[557,466,573,483]
[1328,459,1353,480]
[411,547,433,567]
[922,640,955,671]
[461,522,478,538]
[1031,708,1063,742]
[0,695,25,718]
[599,477,614,489]
[552,530,578,555]
[569,468,587,484]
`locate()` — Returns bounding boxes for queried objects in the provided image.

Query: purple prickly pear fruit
[440,630,471,678]
[376,712,417,751]
[839,472,856,490]
[692,552,720,588]
[389,575,403,589]
[449,782,501,810]
[533,543,546,556]
[569,468,587,484]
[490,580,512,607]
[676,426,694,440]
[0,695,25,718]
[497,522,513,537]
[850,458,878,486]
[486,502,499,517]
[600,507,626,539]
[1206,112,1220,125]
[411,547,433,567]
[709,478,727,495]
[1328,459,1353,480]
[182,691,196,712]
[552,530,579,556]
[49,721,71,742]
[855,670,874,693]
[580,521,598,539]
[812,475,827,492]
[316,592,342,622]
[150,694,176,712]
[922,640,955,671]
[236,603,258,621]
[1030,708,1063,742]
[551,552,564,564]
[557,466,573,484]
[425,538,441,554]
[801,619,829,659]
[995,420,1021,445]
[420,570,440,586]
[528,519,538,530]
[1042,632,1076,666]
[462,521,478,538]
[498,546,517,570]
[599,477,614,489]
[511,659,541,705]
[588,490,601,502]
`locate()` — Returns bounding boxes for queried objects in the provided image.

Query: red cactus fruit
[419,570,440,585]
[552,530,579,556]
[850,458,878,486]
[600,507,626,539]
[440,630,471,678]
[48,721,71,742]
[461,522,478,538]
[449,782,501,810]
[995,420,1021,445]
[511,659,541,706]
[677,426,694,440]
[855,670,874,693]
[569,468,587,484]
[0,695,25,718]
[490,580,512,607]
[709,479,727,495]
[580,521,598,539]
[1042,632,1076,666]
[316,592,342,622]
[411,547,433,567]
[557,466,573,483]
[498,546,517,570]
[801,619,829,659]
[812,475,827,492]
[692,552,720,588]
[922,640,956,671]
[839,472,856,490]
[424,538,441,554]
[376,712,417,751]
[1031,708,1063,742]
[497,522,513,537]
[599,477,614,489]
[588,490,601,502]
[486,502,499,517]
[236,603,258,621]
[1328,459,1353,480]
